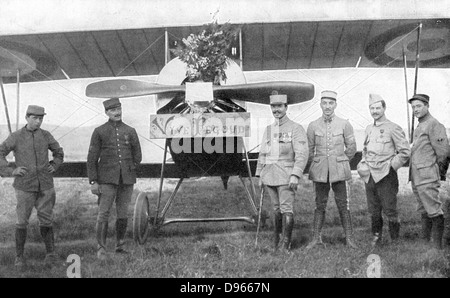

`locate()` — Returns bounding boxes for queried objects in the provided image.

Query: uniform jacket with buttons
[256,115,308,186]
[307,114,356,183]
[0,126,64,191]
[87,120,142,185]
[363,118,410,183]
[409,112,450,186]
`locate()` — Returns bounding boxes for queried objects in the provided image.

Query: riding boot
[371,215,383,247]
[444,227,450,248]
[431,215,444,249]
[306,209,325,250]
[273,211,283,251]
[96,221,109,260]
[443,212,450,248]
[282,213,294,251]
[15,228,27,268]
[115,218,129,253]
[443,199,450,248]
[445,234,450,249]
[40,226,57,263]
[421,213,433,242]
[388,220,401,242]
[339,209,358,249]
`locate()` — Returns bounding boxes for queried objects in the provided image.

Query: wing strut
[165,28,170,66]
[0,76,12,134]
[410,23,422,143]
[402,46,411,143]
[16,69,20,131]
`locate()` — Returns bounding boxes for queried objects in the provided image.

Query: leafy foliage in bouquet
[171,21,240,85]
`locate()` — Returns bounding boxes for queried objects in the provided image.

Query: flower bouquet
[171,20,240,85]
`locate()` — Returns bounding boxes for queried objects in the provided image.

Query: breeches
[411,181,443,217]
[97,183,134,223]
[265,185,295,214]
[15,188,56,229]
[314,180,348,212]
[365,167,399,221]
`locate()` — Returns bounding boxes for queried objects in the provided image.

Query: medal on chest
[275,132,292,143]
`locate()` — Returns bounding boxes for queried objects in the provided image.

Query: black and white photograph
[0,0,449,280]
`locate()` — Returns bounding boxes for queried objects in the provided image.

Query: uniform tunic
[410,113,449,186]
[256,115,308,186]
[363,119,410,183]
[0,127,64,191]
[409,112,450,217]
[87,120,142,185]
[307,114,356,183]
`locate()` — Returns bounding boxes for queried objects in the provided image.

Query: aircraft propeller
[85,79,315,106]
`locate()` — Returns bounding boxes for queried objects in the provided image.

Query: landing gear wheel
[260,210,268,228]
[133,192,150,245]
[253,210,268,228]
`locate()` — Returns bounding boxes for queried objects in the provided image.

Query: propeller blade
[213,81,315,104]
[86,79,186,98]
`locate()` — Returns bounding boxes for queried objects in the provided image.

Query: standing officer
[306,90,357,249]
[358,94,410,247]
[87,98,142,260]
[255,93,308,251]
[0,105,64,268]
[409,94,450,249]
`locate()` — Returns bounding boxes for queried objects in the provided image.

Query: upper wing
[1,18,449,84]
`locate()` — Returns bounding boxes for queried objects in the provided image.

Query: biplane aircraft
[1,0,449,244]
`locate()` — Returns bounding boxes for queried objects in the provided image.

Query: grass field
[0,168,449,278]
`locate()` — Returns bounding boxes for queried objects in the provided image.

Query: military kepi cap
[409,94,429,104]
[369,94,383,106]
[103,97,121,110]
[26,105,46,116]
[321,90,337,101]
[270,94,287,105]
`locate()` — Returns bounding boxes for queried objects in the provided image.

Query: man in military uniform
[409,94,450,249]
[255,94,308,251]
[306,90,358,249]
[87,98,142,260]
[0,105,64,268]
[358,94,410,246]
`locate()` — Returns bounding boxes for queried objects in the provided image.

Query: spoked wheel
[252,210,268,228]
[259,210,269,228]
[133,191,151,245]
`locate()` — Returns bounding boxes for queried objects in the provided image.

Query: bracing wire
[116,34,165,77]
